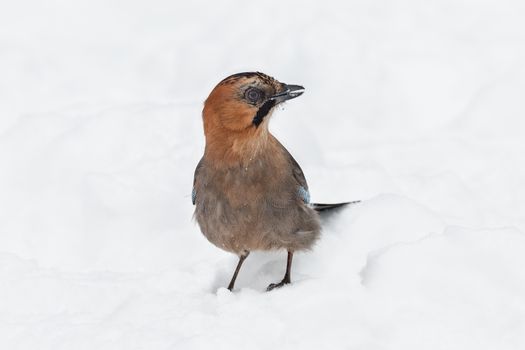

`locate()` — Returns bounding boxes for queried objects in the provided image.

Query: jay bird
[192,72,352,291]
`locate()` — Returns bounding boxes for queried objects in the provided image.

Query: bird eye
[245,88,262,103]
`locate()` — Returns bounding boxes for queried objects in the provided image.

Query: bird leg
[267,251,293,291]
[227,251,250,291]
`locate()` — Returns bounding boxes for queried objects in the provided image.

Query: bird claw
[266,279,290,292]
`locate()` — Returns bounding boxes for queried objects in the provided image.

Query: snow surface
[1,0,525,349]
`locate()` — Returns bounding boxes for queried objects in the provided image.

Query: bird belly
[194,190,321,254]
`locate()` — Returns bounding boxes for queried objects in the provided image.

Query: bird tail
[311,201,361,212]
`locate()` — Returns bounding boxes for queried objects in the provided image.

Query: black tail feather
[311,201,361,212]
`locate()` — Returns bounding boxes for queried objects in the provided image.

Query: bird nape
[192,72,358,291]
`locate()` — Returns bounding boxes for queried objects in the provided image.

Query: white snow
[1,0,525,349]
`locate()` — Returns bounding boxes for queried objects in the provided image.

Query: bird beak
[269,84,305,104]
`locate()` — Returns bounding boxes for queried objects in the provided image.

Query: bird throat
[252,100,276,127]
[205,127,271,166]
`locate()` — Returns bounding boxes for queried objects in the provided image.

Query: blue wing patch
[192,187,196,205]
[298,186,310,204]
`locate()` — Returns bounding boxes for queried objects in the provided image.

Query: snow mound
[361,227,525,349]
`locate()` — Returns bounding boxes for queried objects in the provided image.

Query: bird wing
[192,157,204,205]
[275,140,311,204]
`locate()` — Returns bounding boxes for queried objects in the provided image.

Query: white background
[1,1,524,349]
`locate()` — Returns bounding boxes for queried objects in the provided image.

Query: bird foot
[266,278,290,292]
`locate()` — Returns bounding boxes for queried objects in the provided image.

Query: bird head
[203,72,304,131]
[202,72,304,164]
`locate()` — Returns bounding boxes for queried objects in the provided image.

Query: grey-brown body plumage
[194,135,321,255]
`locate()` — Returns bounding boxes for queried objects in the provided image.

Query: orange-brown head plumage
[202,72,304,165]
